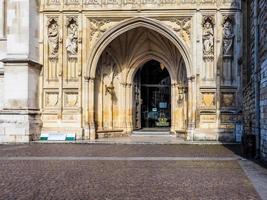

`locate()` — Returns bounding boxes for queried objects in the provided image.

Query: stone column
[88,78,96,140]
[120,82,127,133]
[0,0,42,143]
[170,83,177,133]
[126,83,133,134]
[82,76,90,140]
[187,76,196,140]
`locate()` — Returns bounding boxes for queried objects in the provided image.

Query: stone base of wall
[41,128,84,140]
[193,129,235,142]
[0,110,42,143]
[261,130,267,161]
[97,130,127,139]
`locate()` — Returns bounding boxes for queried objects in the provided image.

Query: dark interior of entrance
[135,60,171,129]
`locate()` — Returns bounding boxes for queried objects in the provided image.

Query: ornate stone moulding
[42,0,241,10]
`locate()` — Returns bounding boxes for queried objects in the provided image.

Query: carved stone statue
[223,20,235,56]
[66,19,78,56]
[202,19,214,56]
[48,18,59,56]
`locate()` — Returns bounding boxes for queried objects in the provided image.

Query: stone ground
[0,144,266,200]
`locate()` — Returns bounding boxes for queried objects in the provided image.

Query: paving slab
[239,160,267,200]
[0,143,241,157]
[0,160,260,200]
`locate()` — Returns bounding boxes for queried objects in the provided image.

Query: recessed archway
[87,21,190,139]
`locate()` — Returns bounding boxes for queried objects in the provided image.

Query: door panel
[141,85,171,128]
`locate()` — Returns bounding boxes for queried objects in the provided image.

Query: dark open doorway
[134,60,171,130]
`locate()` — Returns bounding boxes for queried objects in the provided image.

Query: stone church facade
[1,0,265,159]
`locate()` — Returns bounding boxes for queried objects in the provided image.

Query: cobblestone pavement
[0,144,262,200]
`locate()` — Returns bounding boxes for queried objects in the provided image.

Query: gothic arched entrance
[86,18,192,139]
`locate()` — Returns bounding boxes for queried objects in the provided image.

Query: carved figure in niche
[66,18,78,56]
[202,17,214,56]
[223,18,235,56]
[47,18,59,56]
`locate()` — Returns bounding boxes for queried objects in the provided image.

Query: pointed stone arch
[86,17,192,79]
[84,17,193,139]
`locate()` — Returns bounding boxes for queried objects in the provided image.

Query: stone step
[132,130,170,136]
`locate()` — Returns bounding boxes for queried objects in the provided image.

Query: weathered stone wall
[261,60,267,160]
[243,0,267,161]
[0,0,42,143]
[259,0,267,160]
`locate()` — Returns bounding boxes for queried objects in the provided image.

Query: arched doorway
[133,60,171,130]
[87,19,192,139]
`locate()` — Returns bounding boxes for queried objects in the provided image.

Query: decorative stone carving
[65,0,79,5]
[47,17,59,59]
[200,114,216,123]
[46,93,59,107]
[171,17,191,41]
[44,0,241,9]
[201,92,215,107]
[66,17,78,57]
[48,0,60,5]
[221,93,235,107]
[89,19,111,39]
[222,16,235,57]
[221,16,235,85]
[65,92,78,107]
[84,0,101,5]
[202,16,214,57]
[221,114,237,123]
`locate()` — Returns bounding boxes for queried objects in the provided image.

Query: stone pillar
[170,83,177,133]
[88,78,96,140]
[82,76,90,140]
[0,0,42,143]
[187,76,196,140]
[0,59,42,142]
[120,82,127,132]
[126,83,133,133]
